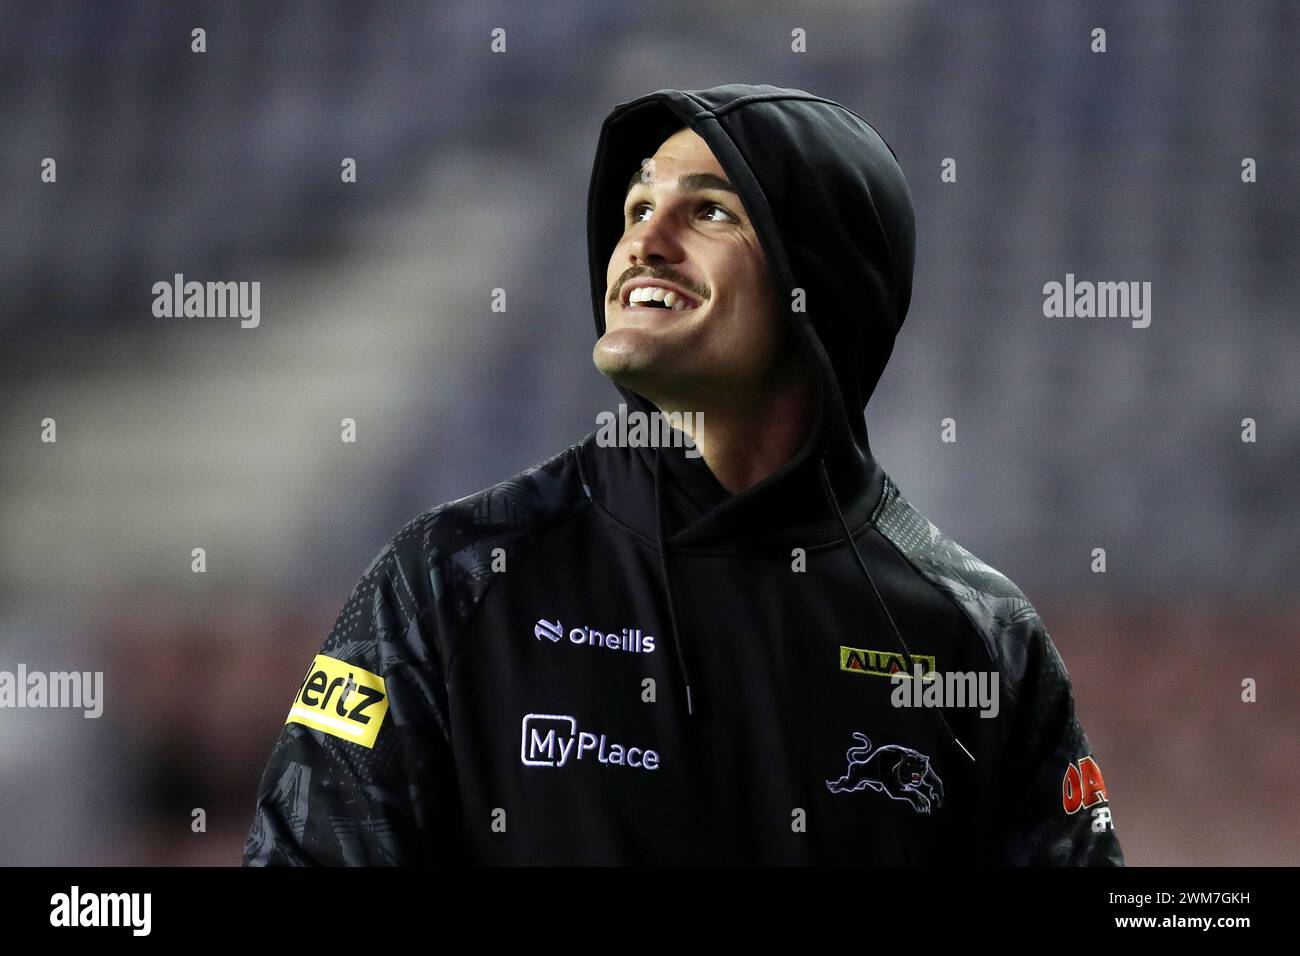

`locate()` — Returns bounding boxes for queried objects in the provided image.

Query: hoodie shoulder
[241,443,591,866]
[870,475,1041,697]
[373,441,592,660]
[870,476,1124,865]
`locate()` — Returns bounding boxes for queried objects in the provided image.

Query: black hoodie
[243,84,1124,865]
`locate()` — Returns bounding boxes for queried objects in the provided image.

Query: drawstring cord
[654,448,695,716]
[649,442,978,762]
[817,455,976,765]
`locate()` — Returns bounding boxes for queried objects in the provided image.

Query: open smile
[619,278,703,312]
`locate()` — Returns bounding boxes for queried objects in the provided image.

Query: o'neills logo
[595,403,703,459]
[535,618,655,654]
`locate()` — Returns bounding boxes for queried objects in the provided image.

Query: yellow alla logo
[839,646,937,680]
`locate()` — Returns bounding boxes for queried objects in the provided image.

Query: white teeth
[627,285,695,309]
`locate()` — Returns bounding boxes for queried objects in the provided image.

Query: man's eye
[626,202,736,224]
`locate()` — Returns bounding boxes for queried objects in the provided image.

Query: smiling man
[243,83,1124,865]
[595,127,817,495]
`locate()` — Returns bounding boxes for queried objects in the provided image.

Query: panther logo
[825,732,945,814]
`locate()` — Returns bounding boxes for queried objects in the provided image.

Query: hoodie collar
[580,435,884,554]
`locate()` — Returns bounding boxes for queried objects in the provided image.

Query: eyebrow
[623,169,738,200]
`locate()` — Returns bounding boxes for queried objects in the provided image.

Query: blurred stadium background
[0,0,1295,865]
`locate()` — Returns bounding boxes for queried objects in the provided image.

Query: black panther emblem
[825,732,945,814]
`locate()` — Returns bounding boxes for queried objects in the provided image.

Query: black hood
[586,83,916,549]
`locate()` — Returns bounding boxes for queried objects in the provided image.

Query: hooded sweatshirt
[243,84,1124,866]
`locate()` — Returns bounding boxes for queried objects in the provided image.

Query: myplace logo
[521,712,660,771]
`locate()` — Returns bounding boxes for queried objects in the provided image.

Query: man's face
[594,127,794,408]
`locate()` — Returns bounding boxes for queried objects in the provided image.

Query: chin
[593,350,651,387]
[594,338,666,393]
[594,327,646,367]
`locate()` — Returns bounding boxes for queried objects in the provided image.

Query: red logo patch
[1061,755,1109,814]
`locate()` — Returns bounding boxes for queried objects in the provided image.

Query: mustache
[608,267,709,304]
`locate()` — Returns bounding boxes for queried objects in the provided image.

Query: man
[243,83,1124,865]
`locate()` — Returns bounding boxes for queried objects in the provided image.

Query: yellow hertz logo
[839,646,938,680]
[286,655,389,748]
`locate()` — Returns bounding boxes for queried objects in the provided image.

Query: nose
[628,208,685,267]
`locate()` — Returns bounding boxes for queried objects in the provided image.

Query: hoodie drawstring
[817,456,976,765]
[653,448,695,716]
[650,443,979,758]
